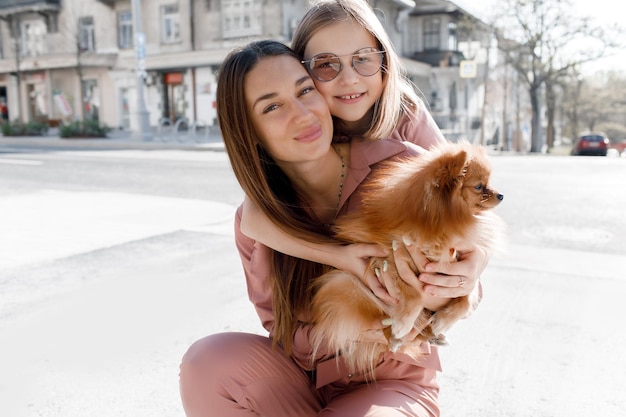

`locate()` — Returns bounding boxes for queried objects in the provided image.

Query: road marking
[0,158,43,166]
[46,149,225,162]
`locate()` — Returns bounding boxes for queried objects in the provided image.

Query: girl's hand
[335,243,399,306]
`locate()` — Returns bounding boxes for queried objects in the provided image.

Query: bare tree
[489,0,623,152]
[561,71,626,139]
[55,0,92,124]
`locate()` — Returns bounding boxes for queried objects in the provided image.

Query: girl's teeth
[341,94,361,99]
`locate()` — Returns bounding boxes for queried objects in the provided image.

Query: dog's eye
[474,184,484,191]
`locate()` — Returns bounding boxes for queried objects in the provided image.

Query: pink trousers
[179,332,440,417]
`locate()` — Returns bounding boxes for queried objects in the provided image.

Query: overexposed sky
[454,0,625,72]
[456,0,618,24]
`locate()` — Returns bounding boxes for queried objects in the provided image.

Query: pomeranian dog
[310,141,505,374]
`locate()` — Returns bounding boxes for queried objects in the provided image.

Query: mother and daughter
[179,0,491,416]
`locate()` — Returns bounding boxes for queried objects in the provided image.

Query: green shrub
[59,120,110,138]
[1,120,49,136]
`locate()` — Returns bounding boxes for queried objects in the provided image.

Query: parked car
[571,132,610,156]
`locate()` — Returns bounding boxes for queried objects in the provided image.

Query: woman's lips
[295,125,323,142]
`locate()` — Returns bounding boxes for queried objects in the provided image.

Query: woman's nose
[291,99,314,121]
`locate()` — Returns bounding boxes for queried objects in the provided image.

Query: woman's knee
[179,332,320,417]
[180,332,261,384]
[179,333,268,416]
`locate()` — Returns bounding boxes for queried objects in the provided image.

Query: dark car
[571,132,610,156]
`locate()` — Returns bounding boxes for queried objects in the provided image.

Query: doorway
[0,86,8,122]
[161,72,185,122]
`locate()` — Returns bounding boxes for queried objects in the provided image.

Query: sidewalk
[0,128,226,152]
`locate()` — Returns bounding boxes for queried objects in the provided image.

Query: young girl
[241,0,486,307]
[180,39,446,417]
[291,0,443,144]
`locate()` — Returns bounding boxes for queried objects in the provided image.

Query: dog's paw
[391,319,415,341]
[429,334,449,346]
[389,338,403,352]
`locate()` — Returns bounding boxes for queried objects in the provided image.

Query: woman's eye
[300,86,315,95]
[262,103,279,114]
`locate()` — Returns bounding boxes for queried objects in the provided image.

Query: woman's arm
[240,197,400,303]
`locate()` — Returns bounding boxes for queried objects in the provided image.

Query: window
[423,18,440,51]
[221,0,262,39]
[448,22,457,51]
[78,16,96,52]
[20,20,46,56]
[45,13,59,33]
[161,4,181,44]
[118,11,133,49]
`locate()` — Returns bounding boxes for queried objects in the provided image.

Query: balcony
[0,0,60,16]
[96,0,124,5]
[411,50,465,68]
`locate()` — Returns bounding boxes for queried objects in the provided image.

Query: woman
[179,40,480,417]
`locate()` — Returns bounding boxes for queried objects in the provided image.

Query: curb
[0,135,226,152]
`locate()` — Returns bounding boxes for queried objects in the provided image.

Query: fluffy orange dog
[310,141,504,374]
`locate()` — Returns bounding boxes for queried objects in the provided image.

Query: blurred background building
[0,0,530,148]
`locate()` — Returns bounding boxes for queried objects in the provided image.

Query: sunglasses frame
[301,47,386,82]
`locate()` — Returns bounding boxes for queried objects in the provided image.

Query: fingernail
[392,240,398,251]
[374,267,381,278]
[425,263,435,272]
[382,260,388,272]
[382,318,393,326]
[402,235,412,246]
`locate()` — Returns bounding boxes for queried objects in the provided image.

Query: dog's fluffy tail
[310,270,389,375]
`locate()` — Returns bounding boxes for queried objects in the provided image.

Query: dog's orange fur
[310,141,505,375]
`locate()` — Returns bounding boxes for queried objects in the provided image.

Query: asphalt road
[0,144,624,417]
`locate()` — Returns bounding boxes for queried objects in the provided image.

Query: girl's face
[303,18,384,134]
[244,55,334,167]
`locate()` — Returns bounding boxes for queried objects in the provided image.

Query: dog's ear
[431,150,468,191]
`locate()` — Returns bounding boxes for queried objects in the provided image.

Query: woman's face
[245,55,334,166]
[303,19,384,132]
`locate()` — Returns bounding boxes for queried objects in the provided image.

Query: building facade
[0,0,522,144]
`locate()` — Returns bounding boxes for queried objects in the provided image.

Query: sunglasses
[301,47,386,82]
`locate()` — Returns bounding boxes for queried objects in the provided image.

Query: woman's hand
[387,238,489,311]
[418,248,488,299]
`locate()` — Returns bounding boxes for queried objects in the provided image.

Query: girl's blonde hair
[291,0,423,140]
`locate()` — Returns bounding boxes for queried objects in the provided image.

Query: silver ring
[458,276,465,288]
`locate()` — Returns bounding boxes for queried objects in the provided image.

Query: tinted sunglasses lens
[353,49,384,77]
[309,54,341,81]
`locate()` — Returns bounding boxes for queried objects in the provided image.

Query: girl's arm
[240,197,399,303]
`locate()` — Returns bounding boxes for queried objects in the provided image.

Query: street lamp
[131,0,152,141]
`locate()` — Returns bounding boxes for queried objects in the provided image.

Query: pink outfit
[389,103,447,148]
[180,110,450,417]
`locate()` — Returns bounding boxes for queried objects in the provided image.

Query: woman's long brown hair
[216,40,337,353]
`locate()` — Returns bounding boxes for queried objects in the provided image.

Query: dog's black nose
[497,194,504,201]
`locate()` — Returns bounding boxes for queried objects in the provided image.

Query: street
[0,145,625,417]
